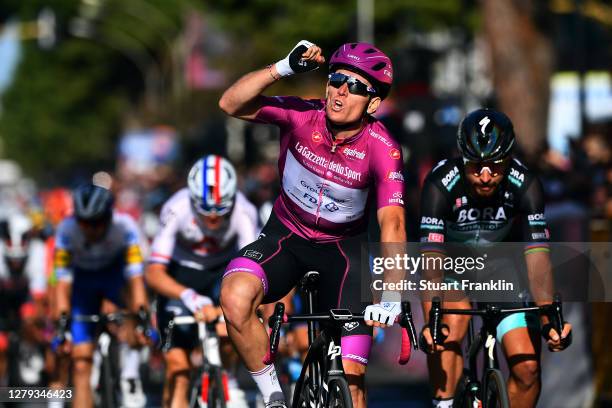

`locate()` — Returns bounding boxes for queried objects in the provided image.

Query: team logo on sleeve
[386,171,404,182]
[311,131,323,143]
[389,148,401,160]
[508,168,525,187]
[388,191,404,205]
[126,244,144,264]
[428,233,445,243]
[243,249,263,260]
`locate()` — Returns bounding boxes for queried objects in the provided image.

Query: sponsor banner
[282,150,368,223]
[360,242,612,302]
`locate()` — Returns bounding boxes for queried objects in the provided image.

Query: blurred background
[0,0,610,406]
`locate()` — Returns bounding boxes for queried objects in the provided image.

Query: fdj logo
[328,341,342,360]
[325,202,339,212]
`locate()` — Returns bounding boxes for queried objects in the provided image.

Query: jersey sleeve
[520,176,551,253]
[53,220,74,283]
[253,96,320,130]
[369,131,405,210]
[25,240,47,297]
[121,216,145,279]
[148,203,179,265]
[419,175,450,252]
[235,194,260,249]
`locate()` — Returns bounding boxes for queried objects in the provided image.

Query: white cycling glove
[364,291,401,325]
[275,40,320,77]
[179,288,213,315]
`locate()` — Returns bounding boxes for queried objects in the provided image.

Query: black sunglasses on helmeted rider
[328,73,376,97]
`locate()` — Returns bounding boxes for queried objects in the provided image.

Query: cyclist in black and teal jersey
[418,109,572,408]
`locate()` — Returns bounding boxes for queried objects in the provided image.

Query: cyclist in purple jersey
[219,40,406,408]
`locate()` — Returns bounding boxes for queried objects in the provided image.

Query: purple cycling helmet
[329,42,393,99]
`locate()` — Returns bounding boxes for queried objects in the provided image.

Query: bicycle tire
[207,366,227,408]
[483,369,509,408]
[452,372,475,408]
[100,353,115,408]
[326,377,352,408]
[188,369,201,408]
[292,338,324,408]
[100,336,121,408]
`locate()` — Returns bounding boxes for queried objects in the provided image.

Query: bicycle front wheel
[292,339,323,408]
[483,369,509,408]
[453,373,476,408]
[326,378,352,408]
[207,367,227,408]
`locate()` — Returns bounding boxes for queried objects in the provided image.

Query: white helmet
[1,212,33,261]
[187,155,237,216]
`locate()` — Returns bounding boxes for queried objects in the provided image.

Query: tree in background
[481,0,554,161]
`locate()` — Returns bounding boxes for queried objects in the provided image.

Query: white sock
[249,365,284,404]
[433,397,454,408]
[120,345,141,380]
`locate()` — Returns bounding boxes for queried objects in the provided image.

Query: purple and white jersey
[253,96,405,242]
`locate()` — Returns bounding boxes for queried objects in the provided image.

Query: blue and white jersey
[54,212,145,282]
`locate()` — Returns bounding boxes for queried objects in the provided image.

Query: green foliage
[0,0,476,182]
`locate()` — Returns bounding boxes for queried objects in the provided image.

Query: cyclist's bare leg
[164,347,191,408]
[220,273,267,371]
[343,359,366,408]
[72,342,95,408]
[222,273,285,403]
[502,327,541,408]
[427,300,471,400]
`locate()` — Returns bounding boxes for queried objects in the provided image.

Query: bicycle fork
[198,322,229,405]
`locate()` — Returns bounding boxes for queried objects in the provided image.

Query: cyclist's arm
[378,206,406,243]
[126,274,148,312]
[55,279,71,320]
[53,223,73,319]
[369,135,406,308]
[417,175,451,322]
[145,201,186,299]
[218,68,278,120]
[219,40,324,120]
[121,216,149,311]
[520,177,554,306]
[145,262,188,299]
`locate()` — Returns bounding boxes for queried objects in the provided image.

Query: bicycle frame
[427,294,567,407]
[166,315,223,367]
[165,315,228,407]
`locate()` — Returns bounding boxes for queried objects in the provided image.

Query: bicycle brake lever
[264,302,285,364]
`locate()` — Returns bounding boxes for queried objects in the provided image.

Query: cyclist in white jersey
[146,155,258,407]
[53,184,149,408]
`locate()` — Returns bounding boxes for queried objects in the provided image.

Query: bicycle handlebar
[428,294,567,347]
[264,302,418,365]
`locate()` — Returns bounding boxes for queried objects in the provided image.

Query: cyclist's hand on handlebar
[364,301,401,328]
[275,40,325,77]
[543,321,572,352]
[419,325,449,354]
[202,305,222,323]
[180,288,213,319]
[52,312,72,355]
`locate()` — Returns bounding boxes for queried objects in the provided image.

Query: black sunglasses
[463,159,508,177]
[328,73,376,97]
